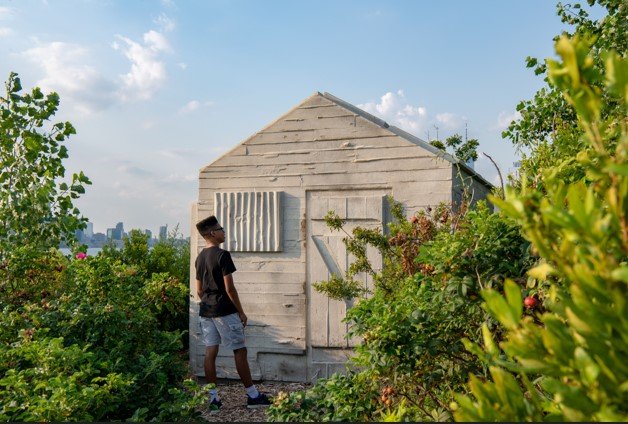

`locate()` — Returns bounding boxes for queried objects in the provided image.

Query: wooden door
[306,190,389,350]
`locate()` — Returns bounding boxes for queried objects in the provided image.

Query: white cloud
[0,7,15,38]
[436,112,466,130]
[163,172,196,183]
[154,13,176,32]
[0,6,14,19]
[178,99,214,115]
[114,30,171,102]
[177,62,187,70]
[179,100,200,114]
[493,110,522,131]
[358,90,465,140]
[21,42,116,115]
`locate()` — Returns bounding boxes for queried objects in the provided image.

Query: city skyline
[83,221,170,239]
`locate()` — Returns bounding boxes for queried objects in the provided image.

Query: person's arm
[224,274,247,326]
[195,279,203,300]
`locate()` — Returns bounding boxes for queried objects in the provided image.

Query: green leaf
[504,279,522,326]
[574,347,599,385]
[611,266,628,283]
[527,262,555,280]
[482,287,520,330]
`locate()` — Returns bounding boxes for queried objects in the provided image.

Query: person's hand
[239,312,248,327]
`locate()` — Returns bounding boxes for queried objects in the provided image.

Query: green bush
[453,36,627,422]
[0,243,203,421]
[269,200,531,422]
[268,372,380,422]
[0,73,204,421]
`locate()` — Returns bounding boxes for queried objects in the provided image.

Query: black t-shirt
[195,246,238,318]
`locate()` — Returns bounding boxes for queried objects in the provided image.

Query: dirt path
[198,379,310,422]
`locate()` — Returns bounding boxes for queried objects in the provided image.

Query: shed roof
[204,91,494,190]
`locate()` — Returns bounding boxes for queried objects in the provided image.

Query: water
[58,247,103,256]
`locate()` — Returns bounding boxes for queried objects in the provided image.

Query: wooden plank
[244,324,305,339]
[244,308,306,320]
[243,135,411,153]
[201,158,451,180]
[234,260,305,273]
[328,236,349,347]
[258,112,358,133]
[233,271,304,284]
[199,176,303,190]
[288,103,357,119]
[251,125,393,141]
[235,282,304,294]
[260,112,389,134]
[199,168,452,190]
[302,170,451,188]
[392,183,453,202]
[245,130,398,145]
[308,217,330,347]
[245,334,305,350]
[205,145,443,168]
[258,352,307,382]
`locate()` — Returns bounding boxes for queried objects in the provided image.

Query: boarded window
[214,191,282,252]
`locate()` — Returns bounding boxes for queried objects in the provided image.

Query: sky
[0,0,583,236]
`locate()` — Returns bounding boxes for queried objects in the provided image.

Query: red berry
[524,296,538,309]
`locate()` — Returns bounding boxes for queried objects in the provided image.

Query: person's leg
[233,347,253,387]
[204,345,220,384]
[199,317,222,408]
[215,313,270,407]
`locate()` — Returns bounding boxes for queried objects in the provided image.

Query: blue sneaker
[246,393,272,409]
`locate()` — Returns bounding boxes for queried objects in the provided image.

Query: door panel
[306,190,389,349]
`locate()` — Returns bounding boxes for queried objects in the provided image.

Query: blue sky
[0,0,580,236]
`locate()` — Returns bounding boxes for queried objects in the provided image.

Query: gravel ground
[198,378,311,422]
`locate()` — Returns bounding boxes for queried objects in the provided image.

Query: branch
[482,152,504,196]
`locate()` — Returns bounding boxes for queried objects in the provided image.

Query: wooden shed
[189,92,493,382]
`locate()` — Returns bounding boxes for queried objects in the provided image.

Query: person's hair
[196,215,219,238]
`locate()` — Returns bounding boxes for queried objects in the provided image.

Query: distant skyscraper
[106,228,115,240]
[144,229,152,239]
[159,225,168,241]
[113,222,124,240]
[84,222,94,239]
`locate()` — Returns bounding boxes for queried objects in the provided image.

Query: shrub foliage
[0,73,203,421]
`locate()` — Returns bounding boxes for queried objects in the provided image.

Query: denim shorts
[199,312,246,350]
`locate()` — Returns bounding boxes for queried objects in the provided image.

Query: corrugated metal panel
[214,191,282,252]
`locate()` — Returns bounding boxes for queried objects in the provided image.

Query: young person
[195,215,271,411]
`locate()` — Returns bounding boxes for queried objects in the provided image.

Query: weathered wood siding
[190,93,488,382]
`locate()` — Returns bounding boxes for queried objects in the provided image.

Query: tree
[0,72,91,261]
[429,133,479,164]
[503,0,626,185]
